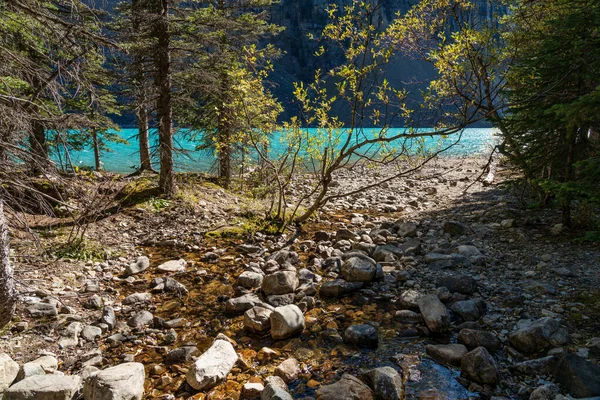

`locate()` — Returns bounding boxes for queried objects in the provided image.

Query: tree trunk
[217,66,232,188]
[562,129,576,227]
[155,0,176,196]
[0,200,17,328]
[29,121,48,174]
[132,0,154,173]
[137,103,153,171]
[92,130,102,171]
[217,122,232,189]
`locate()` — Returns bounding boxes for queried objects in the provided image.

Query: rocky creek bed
[1,156,599,400]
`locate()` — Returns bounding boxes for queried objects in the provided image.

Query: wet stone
[458,329,501,353]
[274,358,300,383]
[315,374,374,400]
[426,344,468,367]
[397,290,421,311]
[362,366,404,400]
[319,279,363,297]
[165,346,197,365]
[437,275,478,295]
[343,324,378,349]
[186,337,238,391]
[460,347,499,386]
[418,294,451,333]
[450,300,483,322]
[262,376,292,400]
[156,259,187,273]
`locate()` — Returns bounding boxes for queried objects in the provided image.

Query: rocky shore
[1,156,599,399]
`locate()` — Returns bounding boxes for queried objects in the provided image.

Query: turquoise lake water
[58,128,498,174]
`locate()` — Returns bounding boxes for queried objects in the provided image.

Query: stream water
[104,227,479,399]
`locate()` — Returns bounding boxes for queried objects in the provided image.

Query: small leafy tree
[262,1,477,226]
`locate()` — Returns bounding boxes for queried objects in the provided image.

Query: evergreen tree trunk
[137,103,153,171]
[562,130,576,227]
[0,200,17,328]
[155,0,175,195]
[217,69,232,188]
[132,0,154,173]
[29,121,48,174]
[92,130,102,171]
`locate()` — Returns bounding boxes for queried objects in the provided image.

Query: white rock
[4,375,81,400]
[270,305,305,340]
[124,256,149,277]
[186,337,238,391]
[156,259,186,273]
[0,353,19,392]
[83,362,145,400]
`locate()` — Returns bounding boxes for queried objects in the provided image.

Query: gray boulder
[5,375,81,400]
[165,346,197,365]
[437,275,478,295]
[261,376,292,400]
[343,324,378,349]
[362,367,404,400]
[397,290,421,311]
[315,374,374,400]
[426,344,468,367]
[186,337,238,391]
[262,271,299,296]
[101,307,116,330]
[418,294,451,333]
[156,259,186,273]
[122,293,151,305]
[508,317,568,354]
[319,279,363,297]
[83,362,145,400]
[443,221,467,235]
[460,347,499,386]
[450,300,482,322]
[237,271,264,289]
[394,222,417,237]
[270,305,305,340]
[26,303,57,318]
[341,257,377,282]
[244,306,273,333]
[225,293,267,315]
[127,311,153,329]
[124,256,149,277]
[15,363,45,382]
[0,353,19,392]
[552,353,600,398]
[458,329,501,353]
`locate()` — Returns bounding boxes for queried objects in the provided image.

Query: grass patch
[50,238,106,261]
